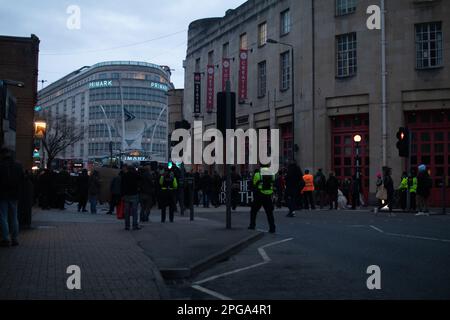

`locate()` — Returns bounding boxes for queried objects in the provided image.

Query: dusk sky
[0,0,247,90]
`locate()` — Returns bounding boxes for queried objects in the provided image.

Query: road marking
[191,285,232,300]
[351,225,450,243]
[370,226,385,234]
[192,238,294,299]
[369,225,450,243]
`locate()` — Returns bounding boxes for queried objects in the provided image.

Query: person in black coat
[76,169,89,212]
[0,148,24,247]
[200,171,212,208]
[55,167,71,210]
[416,166,432,215]
[326,172,339,210]
[138,167,154,222]
[121,165,141,230]
[383,167,395,214]
[285,163,304,217]
[38,169,52,210]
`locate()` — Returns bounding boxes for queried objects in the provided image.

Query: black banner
[194,73,201,114]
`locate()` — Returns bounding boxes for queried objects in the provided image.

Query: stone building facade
[183,0,450,205]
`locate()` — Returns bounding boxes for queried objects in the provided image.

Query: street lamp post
[267,39,296,163]
[354,134,362,208]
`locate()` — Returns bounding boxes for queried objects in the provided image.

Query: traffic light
[396,127,410,158]
[217,91,236,135]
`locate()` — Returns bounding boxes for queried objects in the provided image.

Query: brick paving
[0,215,167,300]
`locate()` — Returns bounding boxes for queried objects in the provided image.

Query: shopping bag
[116,199,125,220]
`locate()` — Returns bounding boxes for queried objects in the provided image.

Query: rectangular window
[222,42,229,58]
[336,32,357,77]
[416,22,443,69]
[258,22,267,47]
[195,58,201,73]
[257,61,267,98]
[280,51,291,91]
[280,9,291,36]
[336,0,356,16]
[208,51,214,65]
[240,33,248,50]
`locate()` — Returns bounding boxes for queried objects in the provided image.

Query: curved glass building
[37,61,173,166]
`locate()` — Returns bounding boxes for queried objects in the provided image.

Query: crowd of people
[273,164,433,217]
[0,141,436,246]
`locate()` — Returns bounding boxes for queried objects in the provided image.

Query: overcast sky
[0,0,247,89]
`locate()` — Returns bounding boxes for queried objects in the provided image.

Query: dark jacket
[0,158,24,201]
[383,175,394,195]
[326,176,339,194]
[417,171,432,198]
[139,171,154,196]
[56,170,71,192]
[314,172,326,191]
[121,170,140,196]
[285,164,304,196]
[88,173,101,196]
[200,174,212,193]
[76,173,89,197]
[110,176,122,195]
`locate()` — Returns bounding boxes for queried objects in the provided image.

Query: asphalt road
[170,207,450,300]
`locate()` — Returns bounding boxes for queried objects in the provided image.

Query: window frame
[257,61,267,98]
[335,0,357,16]
[280,51,291,91]
[280,9,291,36]
[258,22,268,47]
[336,32,357,78]
[415,21,443,70]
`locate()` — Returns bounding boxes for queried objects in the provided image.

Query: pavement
[0,204,263,300]
[2,203,449,300]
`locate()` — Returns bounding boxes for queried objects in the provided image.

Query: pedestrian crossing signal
[396,127,410,158]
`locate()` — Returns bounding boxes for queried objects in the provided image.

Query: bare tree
[41,113,85,169]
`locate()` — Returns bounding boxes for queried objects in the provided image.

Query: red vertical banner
[222,58,231,91]
[238,49,248,102]
[194,73,201,114]
[206,65,215,113]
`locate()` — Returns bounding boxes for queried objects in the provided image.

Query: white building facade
[37,61,173,167]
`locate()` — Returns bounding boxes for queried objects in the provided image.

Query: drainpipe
[381,0,387,167]
[312,0,316,170]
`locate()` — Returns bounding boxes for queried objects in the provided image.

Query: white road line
[349,225,450,243]
[370,226,385,233]
[369,225,450,243]
[191,285,232,300]
[194,261,268,285]
[192,237,294,299]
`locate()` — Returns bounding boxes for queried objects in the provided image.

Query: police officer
[159,164,178,223]
[399,171,408,211]
[248,165,276,234]
[408,170,418,213]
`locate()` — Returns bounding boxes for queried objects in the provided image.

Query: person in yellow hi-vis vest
[408,170,418,213]
[248,165,276,234]
[399,171,408,211]
[159,166,178,223]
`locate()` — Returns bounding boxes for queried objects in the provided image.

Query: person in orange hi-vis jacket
[303,170,316,210]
